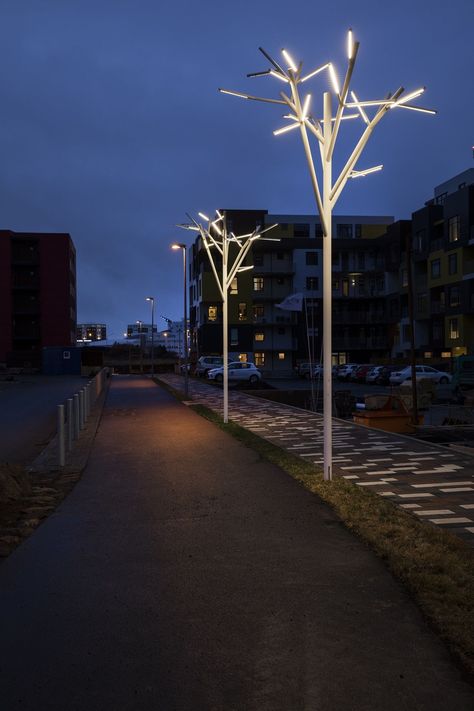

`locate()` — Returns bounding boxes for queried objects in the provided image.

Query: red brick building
[0,230,77,368]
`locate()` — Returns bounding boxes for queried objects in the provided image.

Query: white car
[365,366,384,384]
[389,365,452,386]
[207,361,262,385]
[337,364,359,381]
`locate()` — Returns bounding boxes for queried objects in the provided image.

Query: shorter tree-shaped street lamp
[171,243,189,398]
[145,296,155,377]
[179,211,278,423]
[219,29,436,480]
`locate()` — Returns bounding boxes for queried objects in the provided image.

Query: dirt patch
[0,463,81,559]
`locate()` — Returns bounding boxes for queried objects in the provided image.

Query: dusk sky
[0,0,472,342]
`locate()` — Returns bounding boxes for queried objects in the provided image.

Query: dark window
[294,223,310,238]
[448,253,458,275]
[276,251,285,260]
[253,252,263,266]
[276,276,285,285]
[337,224,353,239]
[450,287,460,307]
[306,277,319,290]
[253,305,264,319]
[305,251,318,265]
[431,259,441,278]
[315,223,323,238]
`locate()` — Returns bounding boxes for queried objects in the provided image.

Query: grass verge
[190,402,474,679]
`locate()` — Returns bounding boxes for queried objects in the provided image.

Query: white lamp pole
[145,296,155,377]
[220,30,435,480]
[179,211,278,423]
[171,243,189,398]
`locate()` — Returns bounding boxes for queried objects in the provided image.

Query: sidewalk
[0,375,473,710]
[161,374,474,546]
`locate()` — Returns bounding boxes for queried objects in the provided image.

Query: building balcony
[333,311,387,324]
[253,262,295,275]
[332,337,388,350]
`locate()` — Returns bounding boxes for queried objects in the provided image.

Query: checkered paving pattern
[161,375,474,545]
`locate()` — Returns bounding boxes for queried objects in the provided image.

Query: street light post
[219,30,435,479]
[171,243,189,398]
[179,211,278,423]
[146,296,155,377]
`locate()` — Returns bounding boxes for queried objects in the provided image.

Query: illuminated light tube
[392,87,425,107]
[328,63,340,95]
[218,88,249,99]
[350,164,383,178]
[332,113,358,121]
[198,212,210,221]
[215,210,224,220]
[269,70,289,82]
[396,104,437,115]
[350,90,370,124]
[347,28,354,60]
[273,122,301,136]
[282,48,298,72]
[302,94,311,119]
[301,63,329,82]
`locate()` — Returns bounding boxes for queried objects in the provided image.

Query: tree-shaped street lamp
[219,29,436,480]
[179,211,278,423]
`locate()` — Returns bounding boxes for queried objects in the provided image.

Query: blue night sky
[0,0,472,342]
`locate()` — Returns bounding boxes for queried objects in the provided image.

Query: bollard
[73,394,80,439]
[79,389,85,430]
[67,398,73,451]
[85,384,89,419]
[57,404,66,467]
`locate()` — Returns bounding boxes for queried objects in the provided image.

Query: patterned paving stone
[161,375,474,545]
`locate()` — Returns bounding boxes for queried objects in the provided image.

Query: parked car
[374,365,399,385]
[195,356,225,377]
[350,364,373,383]
[295,362,311,378]
[365,366,384,384]
[304,364,323,380]
[337,364,359,381]
[207,361,262,385]
[389,365,452,386]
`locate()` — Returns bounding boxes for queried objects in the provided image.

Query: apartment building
[188,210,394,375]
[187,169,474,374]
[406,168,474,360]
[0,230,77,368]
[77,323,107,342]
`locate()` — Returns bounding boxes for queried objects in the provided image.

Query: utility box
[42,346,82,375]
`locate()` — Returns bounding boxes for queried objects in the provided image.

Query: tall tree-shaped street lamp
[171,243,189,398]
[179,211,278,423]
[219,29,436,480]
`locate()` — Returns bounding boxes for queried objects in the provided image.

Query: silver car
[207,361,262,385]
[389,365,452,386]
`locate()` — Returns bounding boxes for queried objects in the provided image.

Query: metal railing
[56,368,109,467]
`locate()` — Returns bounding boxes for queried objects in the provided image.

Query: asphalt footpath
[0,375,473,710]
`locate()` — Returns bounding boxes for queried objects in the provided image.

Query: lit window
[278,352,285,360]
[208,306,217,321]
[230,278,238,294]
[255,332,265,342]
[238,303,247,321]
[449,318,459,340]
[239,353,247,363]
[448,215,460,243]
[342,279,349,296]
[255,352,265,366]
[253,277,264,291]
[441,351,451,358]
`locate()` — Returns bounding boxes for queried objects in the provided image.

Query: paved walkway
[160,374,474,545]
[1,375,473,709]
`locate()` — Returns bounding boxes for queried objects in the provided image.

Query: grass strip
[190,402,474,679]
